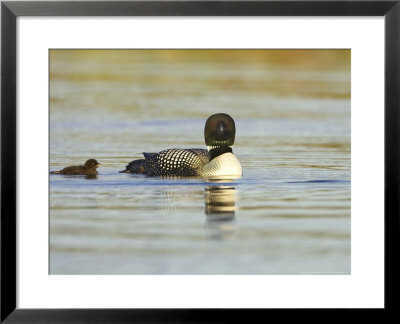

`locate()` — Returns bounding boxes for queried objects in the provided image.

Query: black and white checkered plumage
[123,148,209,176]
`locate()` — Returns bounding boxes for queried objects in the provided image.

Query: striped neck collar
[207,146,233,160]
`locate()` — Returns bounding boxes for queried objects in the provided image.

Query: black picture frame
[1,0,399,322]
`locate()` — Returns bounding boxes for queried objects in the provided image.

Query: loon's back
[122,148,209,176]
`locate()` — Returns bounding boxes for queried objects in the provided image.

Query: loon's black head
[204,113,236,147]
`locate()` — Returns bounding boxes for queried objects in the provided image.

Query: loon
[50,159,101,176]
[120,113,242,178]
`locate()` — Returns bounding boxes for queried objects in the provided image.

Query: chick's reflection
[204,186,237,239]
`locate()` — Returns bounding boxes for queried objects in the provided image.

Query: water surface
[50,50,351,274]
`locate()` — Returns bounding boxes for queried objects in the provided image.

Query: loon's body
[120,113,242,178]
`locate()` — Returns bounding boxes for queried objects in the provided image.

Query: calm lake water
[49,50,351,274]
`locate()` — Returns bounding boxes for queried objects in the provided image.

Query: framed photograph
[1,0,398,322]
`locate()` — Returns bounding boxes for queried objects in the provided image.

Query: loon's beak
[217,122,225,135]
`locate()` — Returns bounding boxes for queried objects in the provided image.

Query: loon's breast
[200,152,242,178]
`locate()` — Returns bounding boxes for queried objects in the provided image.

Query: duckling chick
[50,159,101,176]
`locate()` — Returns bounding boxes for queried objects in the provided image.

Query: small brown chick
[50,159,101,176]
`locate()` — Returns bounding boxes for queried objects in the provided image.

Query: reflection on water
[49,50,350,274]
[205,185,237,240]
[205,185,236,219]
